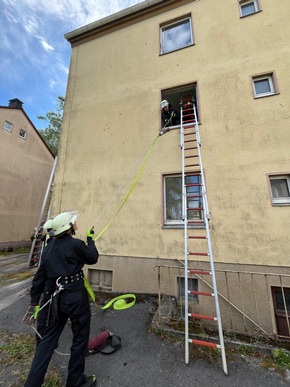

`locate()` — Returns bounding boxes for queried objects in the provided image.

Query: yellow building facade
[0,99,55,248]
[52,0,290,336]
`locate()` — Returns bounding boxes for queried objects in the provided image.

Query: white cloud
[39,39,55,52]
[2,0,145,30]
[2,8,18,24]
[49,79,56,89]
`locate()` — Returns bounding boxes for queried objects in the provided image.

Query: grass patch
[0,330,63,386]
[0,271,35,286]
[0,332,35,365]
[0,246,30,256]
[272,348,290,368]
[262,348,290,376]
[238,344,261,357]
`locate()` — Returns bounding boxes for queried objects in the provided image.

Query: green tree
[38,96,65,155]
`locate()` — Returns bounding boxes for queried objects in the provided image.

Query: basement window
[178,277,198,301]
[268,174,290,206]
[271,287,290,337]
[88,269,113,291]
[163,173,204,226]
[252,72,278,98]
[19,128,27,139]
[239,0,261,17]
[160,15,193,55]
[4,120,13,132]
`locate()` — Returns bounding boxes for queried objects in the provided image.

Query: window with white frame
[164,174,203,226]
[239,0,261,17]
[252,73,277,98]
[4,120,13,132]
[19,128,27,139]
[160,16,193,55]
[269,175,290,205]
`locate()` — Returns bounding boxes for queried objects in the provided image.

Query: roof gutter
[65,0,194,46]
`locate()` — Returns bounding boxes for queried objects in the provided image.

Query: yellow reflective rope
[94,133,160,241]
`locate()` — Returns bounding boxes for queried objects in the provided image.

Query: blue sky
[0,0,143,128]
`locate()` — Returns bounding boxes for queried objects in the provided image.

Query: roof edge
[65,0,164,42]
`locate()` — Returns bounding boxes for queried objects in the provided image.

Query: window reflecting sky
[162,19,192,54]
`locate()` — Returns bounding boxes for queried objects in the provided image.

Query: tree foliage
[38,96,65,156]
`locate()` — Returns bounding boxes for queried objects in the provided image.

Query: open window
[160,83,199,129]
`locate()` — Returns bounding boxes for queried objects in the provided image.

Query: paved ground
[0,254,290,386]
[0,253,30,274]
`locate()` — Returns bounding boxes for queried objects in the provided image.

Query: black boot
[82,375,97,387]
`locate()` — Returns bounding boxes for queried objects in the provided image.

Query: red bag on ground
[87,330,121,355]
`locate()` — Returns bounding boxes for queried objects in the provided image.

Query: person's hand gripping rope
[87,227,95,240]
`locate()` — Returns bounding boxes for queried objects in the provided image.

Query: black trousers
[25,285,91,387]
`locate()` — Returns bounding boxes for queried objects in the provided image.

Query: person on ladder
[22,211,99,387]
[160,99,178,135]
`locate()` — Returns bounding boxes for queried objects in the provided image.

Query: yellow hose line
[84,276,136,310]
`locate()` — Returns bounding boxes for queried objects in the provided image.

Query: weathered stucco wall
[0,108,54,246]
[52,0,290,286]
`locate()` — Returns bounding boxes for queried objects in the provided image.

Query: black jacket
[30,234,98,305]
[161,106,179,127]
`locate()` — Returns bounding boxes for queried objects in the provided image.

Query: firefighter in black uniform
[22,211,98,387]
[160,99,179,135]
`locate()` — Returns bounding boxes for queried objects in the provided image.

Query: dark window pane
[178,277,198,299]
[275,290,290,312]
[270,179,289,198]
[241,3,256,16]
[254,79,271,94]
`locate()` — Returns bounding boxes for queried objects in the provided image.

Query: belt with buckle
[60,270,84,285]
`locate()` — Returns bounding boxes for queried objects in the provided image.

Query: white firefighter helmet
[160,100,169,109]
[50,211,79,237]
[43,219,53,235]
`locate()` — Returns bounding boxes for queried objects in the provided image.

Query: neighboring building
[0,98,55,249]
[51,0,290,337]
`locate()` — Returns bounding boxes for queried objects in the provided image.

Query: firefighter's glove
[87,227,95,240]
[22,304,39,325]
